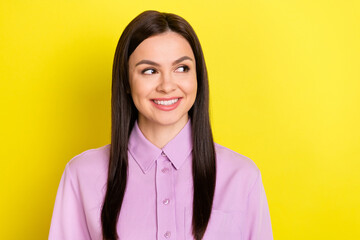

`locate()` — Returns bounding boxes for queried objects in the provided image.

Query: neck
[137,116,189,148]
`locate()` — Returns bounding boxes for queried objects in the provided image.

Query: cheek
[130,82,149,114]
[130,79,152,101]
[183,76,198,99]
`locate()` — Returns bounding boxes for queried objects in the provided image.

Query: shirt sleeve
[243,169,273,240]
[49,163,91,240]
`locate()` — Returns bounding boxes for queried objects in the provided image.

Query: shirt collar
[128,119,193,174]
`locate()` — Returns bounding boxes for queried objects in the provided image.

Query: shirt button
[161,151,166,156]
[162,198,170,205]
[161,167,169,173]
[164,231,171,238]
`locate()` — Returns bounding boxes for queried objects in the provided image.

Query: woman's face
[128,31,197,130]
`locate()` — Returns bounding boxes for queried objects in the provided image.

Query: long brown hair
[101,10,216,240]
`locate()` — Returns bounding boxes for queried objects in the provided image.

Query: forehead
[129,31,195,64]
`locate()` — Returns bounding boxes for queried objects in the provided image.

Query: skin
[128,31,197,148]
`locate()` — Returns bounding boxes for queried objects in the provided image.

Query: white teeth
[153,98,179,106]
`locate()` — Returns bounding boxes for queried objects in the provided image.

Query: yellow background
[1,0,359,239]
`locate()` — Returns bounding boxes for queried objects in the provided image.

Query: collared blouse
[49,120,273,240]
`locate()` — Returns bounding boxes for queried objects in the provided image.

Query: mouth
[152,98,180,106]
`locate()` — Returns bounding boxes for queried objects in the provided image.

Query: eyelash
[176,65,190,73]
[142,68,157,75]
[141,65,190,75]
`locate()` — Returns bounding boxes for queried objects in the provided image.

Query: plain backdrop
[1,0,359,239]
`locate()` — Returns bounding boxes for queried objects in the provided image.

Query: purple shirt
[49,120,273,240]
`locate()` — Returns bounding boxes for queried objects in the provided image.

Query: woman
[49,10,273,240]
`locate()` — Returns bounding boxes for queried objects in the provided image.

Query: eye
[175,65,190,73]
[142,68,157,75]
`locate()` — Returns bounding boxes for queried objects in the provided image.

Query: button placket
[155,153,176,239]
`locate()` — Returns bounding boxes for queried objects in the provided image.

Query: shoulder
[214,142,259,172]
[66,144,111,178]
[214,142,260,186]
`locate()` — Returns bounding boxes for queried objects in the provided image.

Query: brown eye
[142,68,157,75]
[175,65,190,73]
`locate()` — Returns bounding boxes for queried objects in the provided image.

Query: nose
[156,72,176,93]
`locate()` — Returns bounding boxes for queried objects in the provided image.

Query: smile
[153,98,179,106]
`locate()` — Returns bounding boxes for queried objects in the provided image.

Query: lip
[150,97,182,111]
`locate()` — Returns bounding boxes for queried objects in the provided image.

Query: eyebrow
[135,56,193,67]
